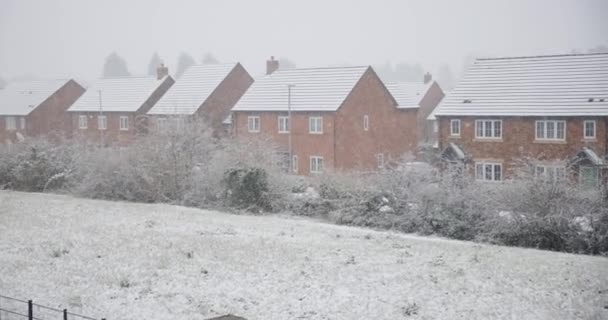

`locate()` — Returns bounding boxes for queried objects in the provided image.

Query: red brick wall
[438,116,608,175]
[233,111,336,175]
[335,68,418,171]
[232,68,419,175]
[0,80,85,143]
[196,63,254,136]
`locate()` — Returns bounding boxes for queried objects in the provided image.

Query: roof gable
[385,81,434,109]
[68,76,171,113]
[433,53,608,117]
[0,79,72,116]
[147,63,240,115]
[231,66,370,112]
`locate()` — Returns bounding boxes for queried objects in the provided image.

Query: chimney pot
[157,62,169,80]
[266,56,279,75]
[424,72,432,84]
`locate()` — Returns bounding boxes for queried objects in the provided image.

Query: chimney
[157,62,169,80]
[266,56,279,75]
[423,72,432,84]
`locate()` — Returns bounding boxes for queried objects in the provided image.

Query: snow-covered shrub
[223,167,271,212]
[0,138,76,191]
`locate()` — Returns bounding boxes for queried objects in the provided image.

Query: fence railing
[0,295,105,320]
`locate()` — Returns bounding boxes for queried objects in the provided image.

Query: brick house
[67,66,174,146]
[385,74,445,147]
[230,58,418,175]
[432,53,608,186]
[147,63,253,135]
[0,79,85,144]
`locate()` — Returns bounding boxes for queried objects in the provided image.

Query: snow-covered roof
[385,81,434,109]
[0,79,72,116]
[578,147,605,166]
[433,53,608,117]
[232,66,370,112]
[148,63,239,115]
[68,76,170,112]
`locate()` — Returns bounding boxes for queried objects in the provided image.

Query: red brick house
[231,58,418,175]
[67,66,174,146]
[0,79,85,144]
[385,75,445,147]
[432,53,608,186]
[147,63,253,135]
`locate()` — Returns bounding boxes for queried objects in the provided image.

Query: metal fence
[0,295,105,320]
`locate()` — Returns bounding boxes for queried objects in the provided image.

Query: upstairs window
[536,120,565,141]
[5,117,16,130]
[450,119,461,136]
[475,162,502,182]
[119,116,129,131]
[248,116,260,133]
[278,116,289,133]
[309,116,323,134]
[363,115,369,131]
[157,117,167,131]
[98,115,107,130]
[78,115,88,129]
[475,120,502,139]
[19,117,26,130]
[584,120,596,139]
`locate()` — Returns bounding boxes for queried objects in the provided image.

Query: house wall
[438,116,608,175]
[232,68,419,175]
[195,63,254,136]
[335,68,418,171]
[417,82,444,145]
[70,76,174,145]
[0,80,85,143]
[233,111,336,175]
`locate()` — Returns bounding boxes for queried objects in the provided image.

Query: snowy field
[1,191,607,320]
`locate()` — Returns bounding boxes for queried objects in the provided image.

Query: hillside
[0,191,607,320]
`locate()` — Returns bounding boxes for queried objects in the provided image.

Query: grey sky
[1,0,606,81]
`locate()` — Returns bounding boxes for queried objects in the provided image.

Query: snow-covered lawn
[0,191,607,320]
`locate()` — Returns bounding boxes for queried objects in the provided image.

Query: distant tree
[102,52,130,78]
[176,52,196,78]
[147,52,162,76]
[436,64,455,90]
[201,52,219,64]
[588,45,608,54]
[374,62,426,83]
[278,58,296,70]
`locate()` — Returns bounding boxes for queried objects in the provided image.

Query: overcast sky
[0,0,606,81]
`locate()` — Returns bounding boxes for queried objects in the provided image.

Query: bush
[222,167,271,212]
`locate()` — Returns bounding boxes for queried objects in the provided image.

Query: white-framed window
[157,117,167,131]
[119,116,129,131]
[584,120,596,139]
[376,153,384,169]
[292,155,298,173]
[433,120,438,133]
[310,156,324,173]
[450,119,461,136]
[363,115,369,131]
[535,165,566,181]
[278,116,289,133]
[97,115,107,130]
[309,116,323,134]
[475,119,502,139]
[535,120,566,141]
[5,117,16,130]
[19,117,26,130]
[475,162,502,182]
[247,116,260,133]
[78,115,88,129]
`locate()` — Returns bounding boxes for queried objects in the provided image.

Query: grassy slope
[0,191,607,320]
